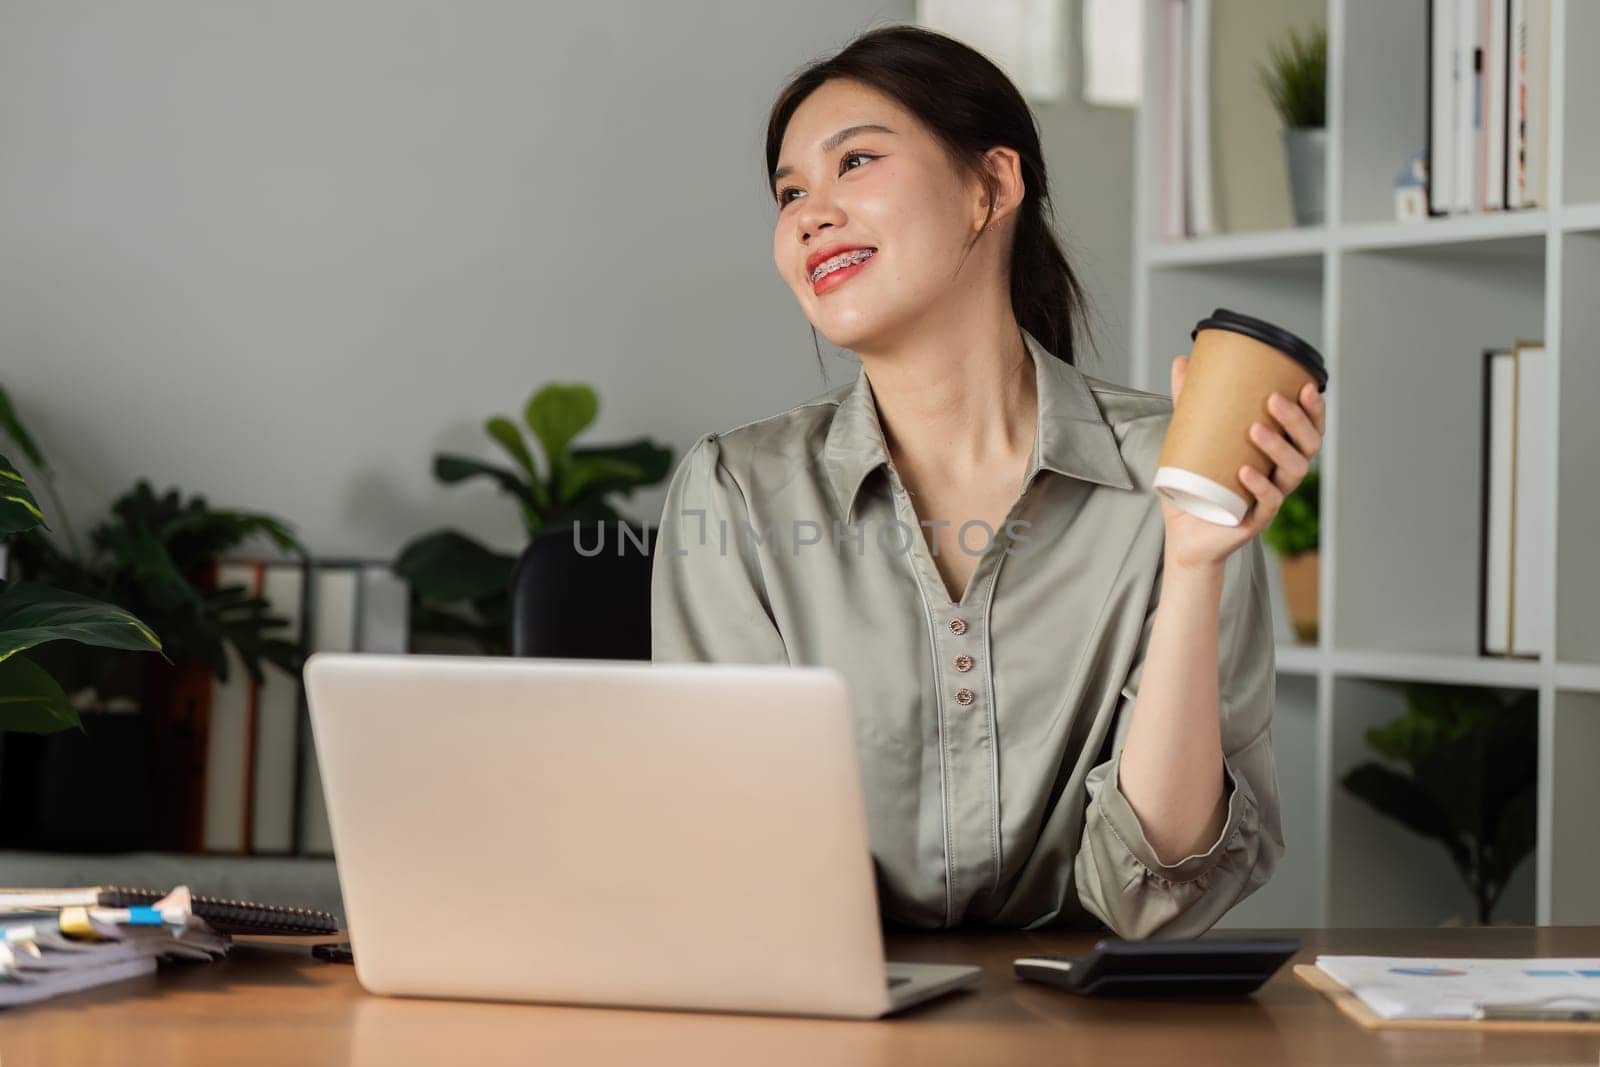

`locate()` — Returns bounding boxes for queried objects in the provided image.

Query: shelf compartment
[1338,0,1428,226]
[1564,1,1600,205]
[1274,643,1323,676]
[1215,673,1322,928]
[1141,255,1325,393]
[1333,234,1545,658]
[1549,691,1600,923]
[1327,675,1537,926]
[1146,227,1328,267]
[1556,230,1600,665]
[1339,210,1551,252]
[1327,649,1541,689]
[1562,202,1600,233]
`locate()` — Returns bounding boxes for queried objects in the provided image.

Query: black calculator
[1014,936,1300,997]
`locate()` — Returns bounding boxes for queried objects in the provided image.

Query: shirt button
[949,618,968,636]
[954,688,975,706]
[954,654,974,672]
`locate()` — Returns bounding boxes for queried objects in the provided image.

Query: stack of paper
[1316,955,1600,1020]
[0,887,229,1007]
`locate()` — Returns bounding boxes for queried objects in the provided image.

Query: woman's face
[771,78,996,352]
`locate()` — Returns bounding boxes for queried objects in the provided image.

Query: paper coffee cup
[1154,308,1329,526]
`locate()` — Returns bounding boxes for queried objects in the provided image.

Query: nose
[797,192,844,244]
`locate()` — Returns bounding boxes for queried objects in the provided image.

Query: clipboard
[1294,965,1600,1034]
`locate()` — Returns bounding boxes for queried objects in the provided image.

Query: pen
[1473,996,1600,1022]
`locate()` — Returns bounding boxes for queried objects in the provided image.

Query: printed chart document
[1315,956,1600,1019]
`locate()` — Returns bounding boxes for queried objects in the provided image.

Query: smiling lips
[808,247,877,293]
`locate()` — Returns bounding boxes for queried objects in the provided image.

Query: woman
[651,25,1325,939]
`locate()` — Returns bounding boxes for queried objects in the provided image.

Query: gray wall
[0,1,1133,561]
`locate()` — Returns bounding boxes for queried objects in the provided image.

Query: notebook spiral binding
[102,885,340,936]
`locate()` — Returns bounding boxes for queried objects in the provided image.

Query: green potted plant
[1262,455,1318,643]
[1258,22,1327,226]
[0,446,169,851]
[0,455,165,734]
[1341,683,1537,925]
[396,382,672,654]
[1,385,306,851]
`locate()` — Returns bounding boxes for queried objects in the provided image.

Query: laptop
[302,652,981,1018]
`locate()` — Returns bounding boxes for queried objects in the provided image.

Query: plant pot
[1283,127,1327,226]
[0,650,214,853]
[1277,550,1320,643]
[509,520,658,659]
[0,708,154,851]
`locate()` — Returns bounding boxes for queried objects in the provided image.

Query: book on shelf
[1159,0,1188,239]
[296,560,410,857]
[202,559,307,855]
[203,557,409,857]
[1428,0,1548,217]
[1479,342,1548,659]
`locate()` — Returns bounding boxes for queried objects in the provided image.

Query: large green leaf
[558,456,644,505]
[484,417,535,479]
[567,439,674,496]
[0,386,46,469]
[0,651,82,733]
[393,529,517,603]
[433,455,541,520]
[524,384,598,470]
[0,582,164,664]
[0,454,46,537]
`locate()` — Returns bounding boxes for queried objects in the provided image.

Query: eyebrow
[772,124,897,186]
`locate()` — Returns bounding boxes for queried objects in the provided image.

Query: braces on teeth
[812,248,875,283]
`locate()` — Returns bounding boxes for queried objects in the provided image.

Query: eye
[775,151,879,208]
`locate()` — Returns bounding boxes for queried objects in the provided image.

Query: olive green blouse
[649,328,1283,938]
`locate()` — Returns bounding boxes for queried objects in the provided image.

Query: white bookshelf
[1131,0,1600,928]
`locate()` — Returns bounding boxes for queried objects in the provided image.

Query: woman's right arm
[650,432,790,665]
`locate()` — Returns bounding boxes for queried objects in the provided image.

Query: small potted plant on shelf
[1258,21,1327,226]
[1262,455,1319,643]
[395,382,672,655]
[0,385,306,852]
[1341,683,1537,926]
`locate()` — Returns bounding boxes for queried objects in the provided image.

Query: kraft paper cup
[1153,308,1329,527]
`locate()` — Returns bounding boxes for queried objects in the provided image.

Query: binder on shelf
[202,561,255,853]
[1518,0,1550,209]
[202,557,408,856]
[1184,0,1215,237]
[1453,0,1478,214]
[1479,343,1548,659]
[1481,0,1508,211]
[1430,0,1547,216]
[252,563,307,854]
[1158,0,1187,240]
[1427,0,1455,215]
[293,560,410,857]
[201,558,308,855]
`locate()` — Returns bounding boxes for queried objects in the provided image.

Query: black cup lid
[1191,308,1328,392]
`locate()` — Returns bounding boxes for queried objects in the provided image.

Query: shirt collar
[821,327,1134,522]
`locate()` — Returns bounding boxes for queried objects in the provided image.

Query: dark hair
[764,23,1098,369]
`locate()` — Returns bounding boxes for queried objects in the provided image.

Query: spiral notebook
[0,886,338,936]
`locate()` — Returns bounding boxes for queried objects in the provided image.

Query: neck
[855,305,1037,483]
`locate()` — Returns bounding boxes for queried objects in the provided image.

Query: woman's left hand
[1159,354,1326,572]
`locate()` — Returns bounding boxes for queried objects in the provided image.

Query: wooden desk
[5,927,1600,1066]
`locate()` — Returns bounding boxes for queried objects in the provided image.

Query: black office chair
[508,521,658,659]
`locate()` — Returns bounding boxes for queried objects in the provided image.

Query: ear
[975,146,1026,231]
